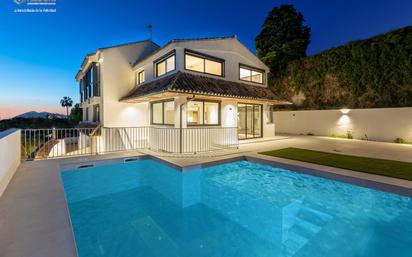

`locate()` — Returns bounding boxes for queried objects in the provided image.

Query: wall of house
[0,129,21,197]
[82,38,274,134]
[174,96,187,128]
[100,41,156,127]
[263,104,276,138]
[274,107,412,142]
[133,37,270,87]
[221,99,238,128]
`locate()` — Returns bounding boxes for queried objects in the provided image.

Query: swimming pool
[61,158,412,257]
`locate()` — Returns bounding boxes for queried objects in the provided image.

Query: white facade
[274,107,412,142]
[0,129,20,197]
[76,37,283,140]
[131,37,269,86]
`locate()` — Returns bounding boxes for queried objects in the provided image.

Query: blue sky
[0,0,411,118]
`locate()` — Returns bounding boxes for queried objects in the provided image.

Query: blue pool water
[61,159,412,257]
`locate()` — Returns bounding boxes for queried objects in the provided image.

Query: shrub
[331,132,353,139]
[394,138,405,144]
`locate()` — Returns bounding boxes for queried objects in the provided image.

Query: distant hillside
[15,111,66,119]
[0,117,73,132]
[271,26,412,109]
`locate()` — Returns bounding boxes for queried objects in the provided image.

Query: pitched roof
[76,39,160,80]
[120,72,289,103]
[131,36,236,68]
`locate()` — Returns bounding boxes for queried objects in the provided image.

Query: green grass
[260,148,412,181]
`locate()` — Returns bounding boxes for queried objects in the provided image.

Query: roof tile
[121,72,287,103]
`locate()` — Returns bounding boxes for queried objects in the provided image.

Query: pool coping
[59,153,412,197]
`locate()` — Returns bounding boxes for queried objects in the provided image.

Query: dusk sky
[0,0,411,119]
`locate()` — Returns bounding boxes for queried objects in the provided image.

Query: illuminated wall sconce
[338,115,350,125]
[340,108,350,114]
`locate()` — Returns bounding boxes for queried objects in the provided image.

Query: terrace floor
[1,134,412,257]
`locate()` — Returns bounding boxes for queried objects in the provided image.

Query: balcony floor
[1,135,412,257]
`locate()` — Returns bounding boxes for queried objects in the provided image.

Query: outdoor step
[283,230,309,257]
[289,217,321,238]
[130,216,179,257]
[201,179,283,245]
[297,205,333,225]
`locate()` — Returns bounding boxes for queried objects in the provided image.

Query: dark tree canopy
[272,26,412,109]
[256,5,311,74]
[0,117,73,132]
[70,103,83,124]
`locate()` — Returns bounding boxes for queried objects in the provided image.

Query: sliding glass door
[237,103,262,139]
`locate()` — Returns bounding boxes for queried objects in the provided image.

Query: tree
[69,103,83,125]
[60,96,73,118]
[271,26,412,109]
[256,5,311,75]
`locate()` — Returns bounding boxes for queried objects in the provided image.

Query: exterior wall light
[340,108,350,114]
[338,115,350,126]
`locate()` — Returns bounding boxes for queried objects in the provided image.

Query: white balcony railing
[21,126,238,160]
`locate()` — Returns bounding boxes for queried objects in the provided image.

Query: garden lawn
[260,148,412,181]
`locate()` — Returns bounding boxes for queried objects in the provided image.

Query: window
[187,100,220,126]
[136,70,145,85]
[152,103,163,124]
[164,101,174,124]
[239,65,264,84]
[93,105,100,123]
[187,101,203,125]
[185,50,223,76]
[185,54,203,73]
[151,100,175,125]
[80,62,100,102]
[85,107,89,121]
[155,51,175,77]
[204,101,219,124]
[79,80,84,102]
[237,103,262,139]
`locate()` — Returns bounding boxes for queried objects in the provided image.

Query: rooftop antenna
[147,24,153,40]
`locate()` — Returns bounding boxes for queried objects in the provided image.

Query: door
[237,103,262,139]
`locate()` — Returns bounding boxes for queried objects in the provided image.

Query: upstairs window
[185,50,223,77]
[80,62,100,102]
[79,80,84,102]
[239,65,264,84]
[155,51,175,77]
[136,70,145,85]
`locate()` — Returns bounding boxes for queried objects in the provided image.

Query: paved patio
[1,135,412,257]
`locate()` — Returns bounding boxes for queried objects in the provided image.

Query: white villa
[74,36,289,154]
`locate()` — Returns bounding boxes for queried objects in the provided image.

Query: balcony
[20,126,239,160]
[80,96,101,108]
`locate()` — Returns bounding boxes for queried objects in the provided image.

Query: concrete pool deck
[1,135,412,257]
